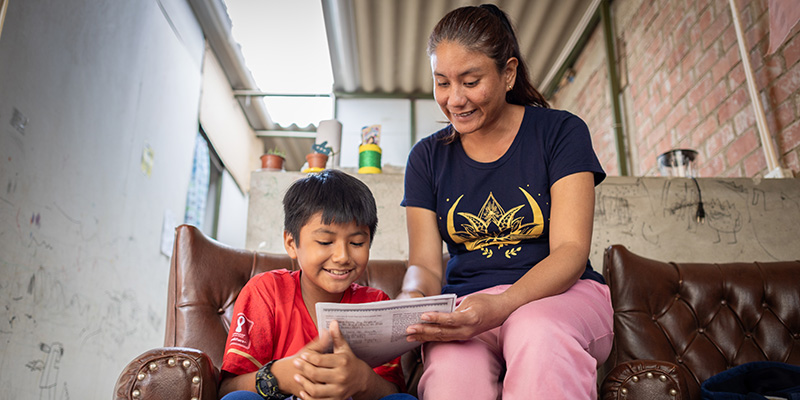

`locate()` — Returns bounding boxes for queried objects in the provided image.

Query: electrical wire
[692,177,705,224]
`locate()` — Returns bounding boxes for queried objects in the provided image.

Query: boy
[218,169,410,400]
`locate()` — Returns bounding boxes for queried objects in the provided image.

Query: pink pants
[418,279,614,400]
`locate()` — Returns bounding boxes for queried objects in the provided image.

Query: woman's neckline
[458,104,526,164]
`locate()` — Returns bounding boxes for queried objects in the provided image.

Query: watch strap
[255,360,290,400]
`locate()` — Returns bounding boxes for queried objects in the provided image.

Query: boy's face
[284,212,371,302]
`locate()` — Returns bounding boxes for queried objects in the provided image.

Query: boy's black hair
[283,169,378,244]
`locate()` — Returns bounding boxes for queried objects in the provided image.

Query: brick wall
[549,0,800,178]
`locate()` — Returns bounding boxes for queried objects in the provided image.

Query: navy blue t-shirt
[402,106,606,297]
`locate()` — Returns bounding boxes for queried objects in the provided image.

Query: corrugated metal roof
[324,0,599,97]
[224,0,600,170]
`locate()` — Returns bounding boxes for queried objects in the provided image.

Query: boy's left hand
[292,320,372,400]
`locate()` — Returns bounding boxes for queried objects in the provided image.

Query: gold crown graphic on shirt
[446,188,544,256]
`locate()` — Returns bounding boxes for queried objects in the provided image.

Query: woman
[399,4,614,399]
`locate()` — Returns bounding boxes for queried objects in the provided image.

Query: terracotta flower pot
[305,153,329,172]
[260,154,285,171]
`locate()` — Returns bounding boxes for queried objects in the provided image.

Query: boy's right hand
[264,330,334,399]
[292,321,375,400]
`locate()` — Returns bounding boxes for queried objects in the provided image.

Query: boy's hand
[293,321,372,400]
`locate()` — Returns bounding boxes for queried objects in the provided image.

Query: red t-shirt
[221,269,405,390]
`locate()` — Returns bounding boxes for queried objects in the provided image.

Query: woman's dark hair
[428,4,549,141]
[283,169,378,244]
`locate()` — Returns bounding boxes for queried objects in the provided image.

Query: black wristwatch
[255,360,290,400]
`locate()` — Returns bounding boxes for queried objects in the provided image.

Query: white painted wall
[0,0,205,398]
[413,99,448,144]
[336,98,444,169]
[199,47,264,192]
[216,170,249,249]
[337,98,412,169]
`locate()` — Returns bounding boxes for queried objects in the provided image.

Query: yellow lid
[359,144,382,153]
[358,166,382,174]
[301,167,326,173]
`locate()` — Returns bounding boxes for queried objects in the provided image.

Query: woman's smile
[453,109,476,118]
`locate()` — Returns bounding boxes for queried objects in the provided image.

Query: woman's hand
[405,292,514,342]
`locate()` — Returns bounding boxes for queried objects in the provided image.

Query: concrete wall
[247,172,800,273]
[590,175,800,267]
[246,169,407,260]
[550,0,800,179]
[0,0,208,398]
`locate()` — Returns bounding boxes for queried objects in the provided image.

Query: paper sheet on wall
[315,293,457,367]
[768,0,800,54]
[161,209,176,257]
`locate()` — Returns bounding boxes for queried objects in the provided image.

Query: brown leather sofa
[113,224,422,400]
[600,244,800,400]
[114,225,800,400]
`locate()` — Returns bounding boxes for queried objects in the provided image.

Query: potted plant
[261,147,286,171]
[304,141,334,172]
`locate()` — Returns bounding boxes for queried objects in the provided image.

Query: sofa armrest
[114,347,219,400]
[401,347,423,397]
[600,360,689,400]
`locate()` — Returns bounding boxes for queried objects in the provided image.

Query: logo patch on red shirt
[230,313,254,349]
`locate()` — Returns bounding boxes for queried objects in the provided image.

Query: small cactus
[266,147,286,158]
[311,141,334,155]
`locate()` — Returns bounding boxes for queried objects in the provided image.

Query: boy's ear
[283,230,298,259]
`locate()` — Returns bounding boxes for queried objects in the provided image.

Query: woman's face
[431,40,516,136]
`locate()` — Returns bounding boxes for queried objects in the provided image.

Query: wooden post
[0,0,8,42]
[728,0,791,178]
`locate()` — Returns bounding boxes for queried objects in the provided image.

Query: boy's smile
[284,212,371,305]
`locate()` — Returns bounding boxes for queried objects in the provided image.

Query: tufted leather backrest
[603,244,800,400]
[163,224,409,369]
